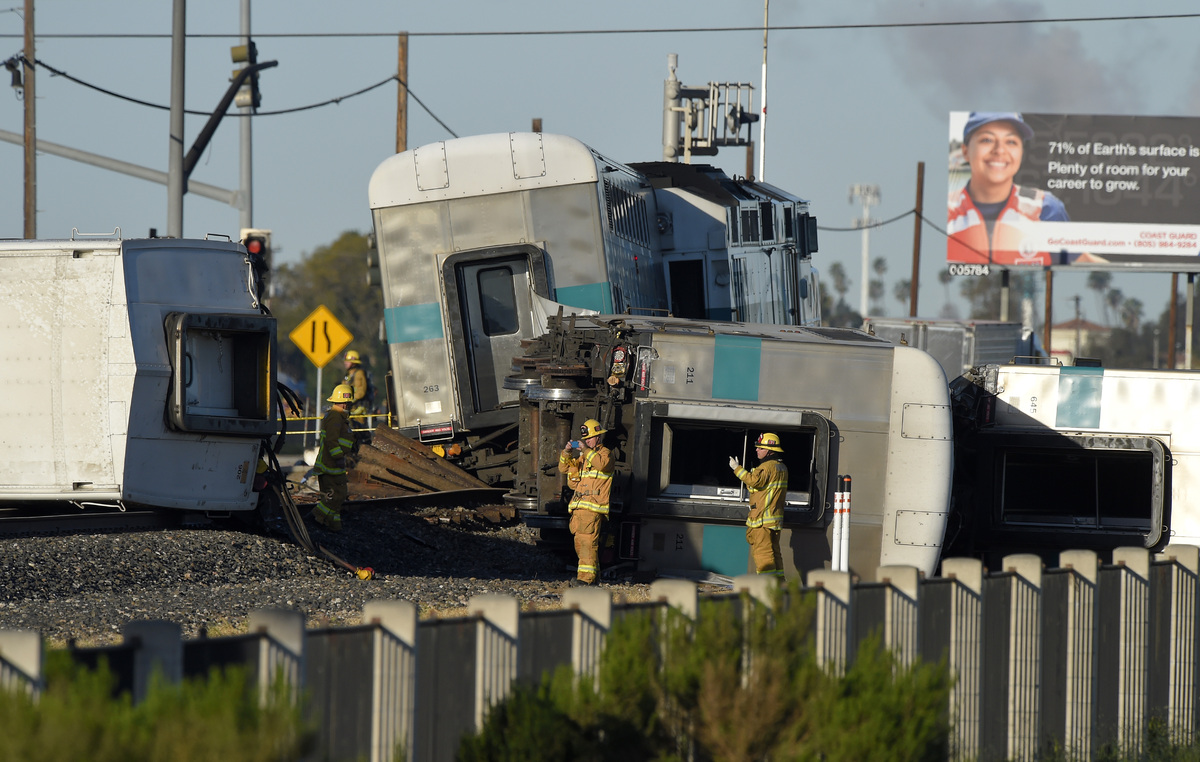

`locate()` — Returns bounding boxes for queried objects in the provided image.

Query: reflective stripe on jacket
[735,458,788,529]
[316,409,354,476]
[559,445,614,515]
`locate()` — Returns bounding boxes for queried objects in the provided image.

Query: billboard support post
[1187,275,1195,369]
[1000,269,1010,322]
[1044,269,1053,355]
[1169,274,1179,369]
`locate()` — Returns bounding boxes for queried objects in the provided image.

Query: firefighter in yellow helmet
[342,350,369,416]
[558,418,615,585]
[311,384,356,532]
[729,432,788,577]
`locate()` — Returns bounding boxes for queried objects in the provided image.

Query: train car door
[456,256,535,414]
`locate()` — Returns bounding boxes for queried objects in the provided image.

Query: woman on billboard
[948,112,1069,265]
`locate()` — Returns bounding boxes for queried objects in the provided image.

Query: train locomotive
[367,132,820,485]
[504,311,955,580]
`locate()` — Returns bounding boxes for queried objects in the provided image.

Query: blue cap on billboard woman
[963,112,1034,143]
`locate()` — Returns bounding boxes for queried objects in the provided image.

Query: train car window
[477,266,519,336]
[783,204,795,240]
[654,420,818,509]
[760,201,775,242]
[999,447,1155,530]
[164,312,276,436]
[740,207,760,243]
[728,208,739,245]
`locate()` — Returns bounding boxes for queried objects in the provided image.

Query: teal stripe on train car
[384,303,444,343]
[555,282,613,313]
[701,524,750,577]
[1055,365,1104,428]
[713,334,761,401]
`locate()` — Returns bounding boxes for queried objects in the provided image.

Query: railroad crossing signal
[289,305,353,368]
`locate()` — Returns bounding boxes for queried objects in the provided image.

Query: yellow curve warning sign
[289,305,354,368]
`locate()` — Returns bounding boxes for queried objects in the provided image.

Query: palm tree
[827,261,850,303]
[1120,298,1143,332]
[1087,271,1112,324]
[893,279,912,316]
[1106,287,1125,327]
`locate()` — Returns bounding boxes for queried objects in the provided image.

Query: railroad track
[0,503,217,537]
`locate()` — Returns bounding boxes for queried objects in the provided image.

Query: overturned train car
[946,362,1200,565]
[367,132,820,484]
[0,237,276,513]
[504,313,954,579]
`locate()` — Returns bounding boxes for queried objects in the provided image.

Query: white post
[840,476,851,572]
[831,489,843,572]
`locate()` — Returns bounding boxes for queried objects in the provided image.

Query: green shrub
[459,583,953,762]
[0,650,313,762]
[457,682,594,762]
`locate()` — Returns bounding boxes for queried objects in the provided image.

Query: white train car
[367,132,820,483]
[507,314,953,579]
[0,237,275,513]
[947,362,1200,564]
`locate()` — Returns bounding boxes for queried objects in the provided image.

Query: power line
[818,209,913,232]
[19,55,458,135]
[1,12,1198,39]
[821,208,993,262]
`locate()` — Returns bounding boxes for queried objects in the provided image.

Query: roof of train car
[368,132,639,209]
[0,237,244,254]
[563,314,893,348]
[631,161,809,208]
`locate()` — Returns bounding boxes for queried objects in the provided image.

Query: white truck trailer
[0,236,276,513]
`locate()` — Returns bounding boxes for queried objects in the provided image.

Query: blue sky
[3,0,1199,331]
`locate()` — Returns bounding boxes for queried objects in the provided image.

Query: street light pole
[850,184,880,317]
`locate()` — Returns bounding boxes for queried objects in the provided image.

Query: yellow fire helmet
[580,419,607,438]
[755,432,783,452]
[327,384,354,404]
[345,350,360,363]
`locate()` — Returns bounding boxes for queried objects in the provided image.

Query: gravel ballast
[0,499,659,646]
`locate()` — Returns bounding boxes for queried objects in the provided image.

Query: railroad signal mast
[662,53,758,171]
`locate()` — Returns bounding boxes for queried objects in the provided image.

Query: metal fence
[2,546,1199,761]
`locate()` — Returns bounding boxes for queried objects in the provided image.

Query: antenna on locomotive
[757,0,769,182]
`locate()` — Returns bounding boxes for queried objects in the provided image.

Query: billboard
[948,112,1200,272]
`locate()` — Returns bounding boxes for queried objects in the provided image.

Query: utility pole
[396,33,408,153]
[23,0,35,238]
[909,162,924,317]
[167,0,185,237]
[757,0,768,181]
[238,0,252,232]
[850,184,880,317]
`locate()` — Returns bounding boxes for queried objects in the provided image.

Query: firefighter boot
[311,504,343,532]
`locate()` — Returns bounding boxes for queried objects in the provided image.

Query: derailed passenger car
[0,237,275,513]
[946,363,1193,564]
[505,312,954,579]
[367,132,820,485]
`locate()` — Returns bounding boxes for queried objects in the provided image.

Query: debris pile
[350,426,494,499]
